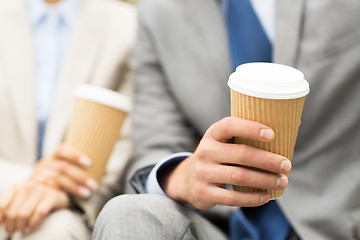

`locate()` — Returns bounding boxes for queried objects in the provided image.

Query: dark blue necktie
[224,0,290,239]
[225,0,272,70]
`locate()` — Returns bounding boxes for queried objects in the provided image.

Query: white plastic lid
[74,84,131,112]
[228,62,310,99]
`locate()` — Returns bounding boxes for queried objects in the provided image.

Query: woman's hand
[0,182,70,234]
[30,144,98,198]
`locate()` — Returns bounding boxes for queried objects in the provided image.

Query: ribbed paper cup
[228,63,310,199]
[64,85,131,183]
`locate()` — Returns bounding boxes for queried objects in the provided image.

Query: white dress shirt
[146,0,276,195]
[27,0,81,158]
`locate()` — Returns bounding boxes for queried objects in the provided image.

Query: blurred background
[121,0,136,4]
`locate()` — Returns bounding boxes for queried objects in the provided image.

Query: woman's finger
[15,184,44,233]
[54,144,91,168]
[56,174,92,198]
[27,189,69,231]
[0,185,17,226]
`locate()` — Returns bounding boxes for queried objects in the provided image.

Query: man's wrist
[158,159,182,194]
[146,152,192,195]
[162,156,191,202]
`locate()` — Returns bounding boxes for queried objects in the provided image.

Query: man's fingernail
[260,193,270,204]
[24,227,32,234]
[86,179,99,190]
[260,129,274,140]
[280,160,292,173]
[79,156,92,167]
[78,187,92,198]
[276,175,288,189]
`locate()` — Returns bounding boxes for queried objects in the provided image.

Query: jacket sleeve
[122,0,198,194]
[0,159,33,193]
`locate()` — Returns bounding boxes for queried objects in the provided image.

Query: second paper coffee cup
[64,84,131,184]
[227,62,310,199]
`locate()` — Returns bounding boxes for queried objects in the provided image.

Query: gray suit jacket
[128,0,360,239]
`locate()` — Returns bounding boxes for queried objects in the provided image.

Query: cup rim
[228,62,310,99]
[73,84,131,112]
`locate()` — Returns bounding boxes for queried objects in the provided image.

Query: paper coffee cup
[227,62,310,199]
[64,84,131,183]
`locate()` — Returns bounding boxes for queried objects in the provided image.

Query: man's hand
[162,117,292,210]
[30,144,98,198]
[0,182,70,234]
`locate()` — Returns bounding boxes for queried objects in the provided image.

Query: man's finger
[209,165,288,190]
[212,142,291,174]
[209,117,274,143]
[208,186,271,208]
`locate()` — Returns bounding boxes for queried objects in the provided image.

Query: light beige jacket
[0,0,136,227]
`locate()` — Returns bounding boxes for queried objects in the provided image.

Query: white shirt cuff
[146,152,192,195]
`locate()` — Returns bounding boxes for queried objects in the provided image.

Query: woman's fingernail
[280,160,292,173]
[260,193,270,204]
[24,227,32,234]
[276,175,288,189]
[86,179,99,190]
[78,187,92,198]
[79,156,91,167]
[260,129,274,141]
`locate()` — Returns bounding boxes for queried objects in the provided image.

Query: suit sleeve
[0,159,32,194]
[123,1,198,194]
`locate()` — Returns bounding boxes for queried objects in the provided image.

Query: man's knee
[98,194,136,219]
[98,194,180,220]
[94,194,150,239]
[95,194,173,228]
[94,194,193,240]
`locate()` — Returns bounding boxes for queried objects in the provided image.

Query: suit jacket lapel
[183,0,232,95]
[183,0,305,77]
[0,1,37,161]
[274,0,305,66]
[43,0,105,155]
